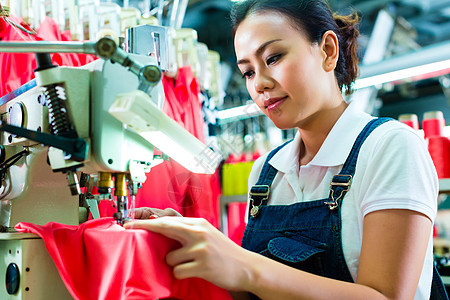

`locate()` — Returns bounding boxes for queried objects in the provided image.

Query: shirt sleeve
[357,125,438,222]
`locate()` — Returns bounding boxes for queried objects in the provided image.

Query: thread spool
[423,111,445,139]
[222,154,238,196]
[428,136,450,179]
[222,163,233,196]
[398,113,419,130]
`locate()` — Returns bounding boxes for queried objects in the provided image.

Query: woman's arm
[357,209,432,299]
[124,208,432,300]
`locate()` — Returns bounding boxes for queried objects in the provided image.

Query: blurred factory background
[110,0,450,126]
[2,1,450,296]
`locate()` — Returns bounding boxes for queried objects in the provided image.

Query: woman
[126,0,446,299]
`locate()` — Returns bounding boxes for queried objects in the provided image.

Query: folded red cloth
[16,218,231,300]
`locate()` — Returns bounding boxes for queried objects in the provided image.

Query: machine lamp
[109,90,222,174]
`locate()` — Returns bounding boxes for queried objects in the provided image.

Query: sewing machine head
[0,35,221,229]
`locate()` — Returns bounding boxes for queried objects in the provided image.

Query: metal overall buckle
[324,175,352,210]
[249,185,270,217]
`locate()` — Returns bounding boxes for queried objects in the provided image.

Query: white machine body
[0,55,164,299]
[0,55,164,227]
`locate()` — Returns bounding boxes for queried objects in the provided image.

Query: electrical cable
[0,149,28,174]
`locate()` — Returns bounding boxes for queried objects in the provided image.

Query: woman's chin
[271,120,295,130]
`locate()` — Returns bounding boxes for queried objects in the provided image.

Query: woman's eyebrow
[236,39,282,65]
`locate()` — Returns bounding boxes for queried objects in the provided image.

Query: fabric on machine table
[16,217,231,300]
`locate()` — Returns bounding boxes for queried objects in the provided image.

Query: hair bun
[333,12,360,95]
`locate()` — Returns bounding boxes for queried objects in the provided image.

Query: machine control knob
[8,102,24,128]
[141,65,162,84]
[96,37,117,59]
[5,263,20,295]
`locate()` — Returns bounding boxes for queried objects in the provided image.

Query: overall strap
[248,139,293,218]
[325,117,393,210]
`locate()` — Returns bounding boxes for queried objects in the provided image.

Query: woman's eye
[266,54,282,65]
[242,70,255,79]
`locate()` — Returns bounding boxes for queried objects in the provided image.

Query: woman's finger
[166,246,195,267]
[162,208,183,217]
[172,260,203,280]
[124,217,198,244]
[160,216,211,227]
[133,207,153,219]
[133,207,182,219]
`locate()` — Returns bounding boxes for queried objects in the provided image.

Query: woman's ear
[320,30,339,72]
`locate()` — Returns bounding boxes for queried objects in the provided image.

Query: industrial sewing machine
[0,30,221,299]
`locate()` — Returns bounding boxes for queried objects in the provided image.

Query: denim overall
[241,118,448,299]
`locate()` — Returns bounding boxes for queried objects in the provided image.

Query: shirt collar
[269,100,373,171]
[269,131,301,174]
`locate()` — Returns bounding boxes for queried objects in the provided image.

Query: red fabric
[135,66,221,228]
[97,199,118,218]
[0,16,96,97]
[0,16,39,97]
[36,17,96,67]
[15,218,231,300]
[135,161,221,228]
[181,170,222,227]
[162,66,205,143]
[227,202,247,245]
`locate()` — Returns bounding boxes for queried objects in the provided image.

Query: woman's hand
[124,217,254,291]
[133,207,182,219]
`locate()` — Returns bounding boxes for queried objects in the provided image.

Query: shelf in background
[219,195,247,235]
[440,179,450,193]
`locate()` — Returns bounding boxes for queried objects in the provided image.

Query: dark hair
[231,0,360,95]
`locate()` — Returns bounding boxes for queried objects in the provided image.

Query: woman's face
[234,11,334,129]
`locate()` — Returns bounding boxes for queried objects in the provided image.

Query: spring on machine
[34,53,83,195]
[34,53,77,139]
[44,83,76,138]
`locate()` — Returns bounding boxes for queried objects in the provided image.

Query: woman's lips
[264,96,287,111]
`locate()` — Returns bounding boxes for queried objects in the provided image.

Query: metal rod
[173,0,189,29]
[359,40,450,79]
[169,0,180,28]
[0,41,97,54]
[157,0,165,25]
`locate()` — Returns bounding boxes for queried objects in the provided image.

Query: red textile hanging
[162,66,205,143]
[227,202,247,245]
[0,16,96,97]
[36,17,96,67]
[0,16,39,97]
[15,218,231,300]
[135,66,221,228]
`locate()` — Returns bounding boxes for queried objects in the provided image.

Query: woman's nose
[254,72,274,93]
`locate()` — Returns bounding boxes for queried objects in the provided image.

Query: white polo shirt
[247,100,438,299]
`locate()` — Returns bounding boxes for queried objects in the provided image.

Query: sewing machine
[0,35,221,299]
